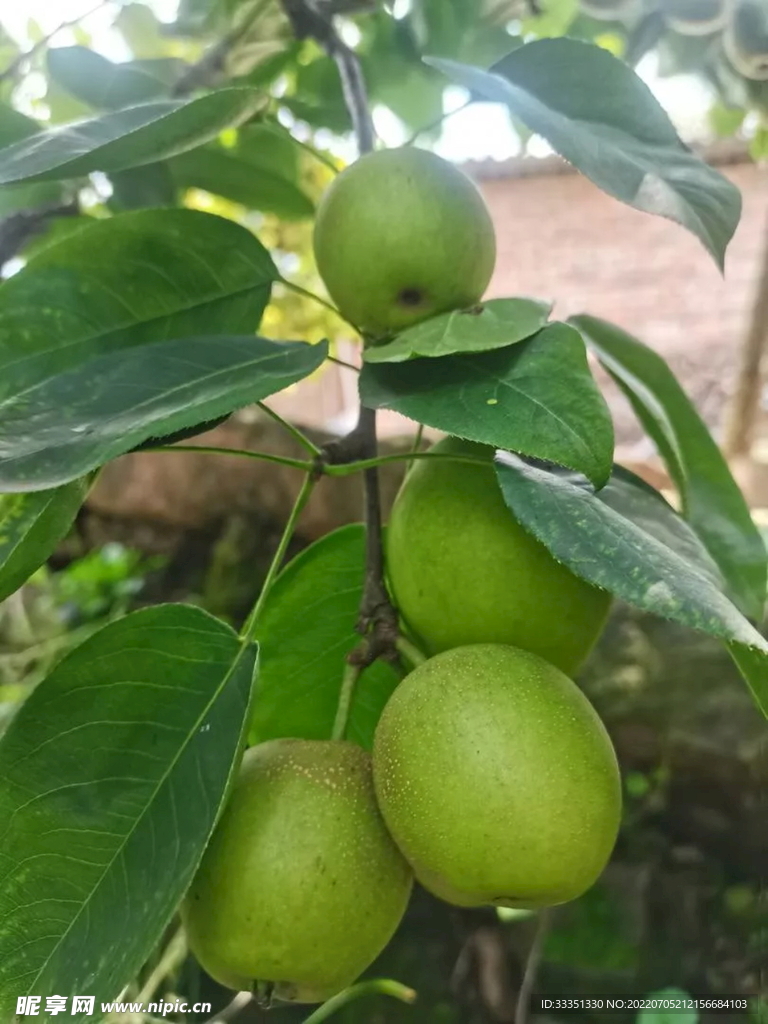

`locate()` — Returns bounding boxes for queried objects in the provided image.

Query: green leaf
[494,456,768,718]
[0,336,328,492]
[360,322,615,487]
[0,88,263,185]
[0,479,89,601]
[47,46,168,110]
[0,104,61,216]
[250,525,401,751]
[428,41,742,268]
[108,162,177,211]
[170,145,314,220]
[0,208,277,401]
[571,314,766,621]
[0,604,256,1020]
[364,298,552,363]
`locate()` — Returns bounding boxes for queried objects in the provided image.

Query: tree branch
[280,0,375,153]
[0,200,80,270]
[281,0,398,670]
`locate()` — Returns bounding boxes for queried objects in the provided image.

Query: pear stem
[301,979,416,1024]
[395,637,428,670]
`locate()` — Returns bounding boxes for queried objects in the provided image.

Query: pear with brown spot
[313,147,496,337]
[183,739,413,1003]
[373,644,621,909]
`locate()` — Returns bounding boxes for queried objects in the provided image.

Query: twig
[171,0,273,95]
[331,660,363,740]
[280,277,352,325]
[280,0,375,154]
[136,927,187,1004]
[395,636,427,669]
[0,201,80,270]
[148,443,314,471]
[202,992,252,1024]
[0,0,114,83]
[327,353,359,372]
[406,97,474,146]
[240,472,316,642]
[257,402,323,456]
[515,909,551,1024]
[301,979,416,1024]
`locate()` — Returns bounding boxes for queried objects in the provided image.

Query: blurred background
[0,0,766,1021]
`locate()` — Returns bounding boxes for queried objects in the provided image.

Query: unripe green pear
[386,436,611,675]
[373,644,622,908]
[182,739,412,1003]
[724,0,768,79]
[661,0,729,34]
[313,147,496,336]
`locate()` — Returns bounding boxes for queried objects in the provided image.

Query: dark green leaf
[428,41,742,267]
[0,208,277,400]
[47,46,168,110]
[0,336,328,492]
[571,314,766,620]
[360,322,615,487]
[236,122,301,179]
[0,88,263,185]
[364,298,552,363]
[108,162,177,210]
[250,525,401,751]
[0,479,88,601]
[0,604,256,1020]
[170,146,314,219]
[494,456,768,717]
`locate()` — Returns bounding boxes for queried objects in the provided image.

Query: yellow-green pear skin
[313,148,496,336]
[182,739,413,1003]
[386,436,611,674]
[373,644,622,909]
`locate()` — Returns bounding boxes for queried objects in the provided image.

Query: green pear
[724,0,768,79]
[182,739,412,1003]
[373,644,622,908]
[661,0,728,34]
[313,147,496,336]
[386,436,611,675]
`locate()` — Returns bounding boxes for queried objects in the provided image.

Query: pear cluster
[183,148,621,1006]
[579,0,768,81]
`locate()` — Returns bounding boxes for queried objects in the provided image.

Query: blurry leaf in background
[47,47,170,110]
[108,161,178,211]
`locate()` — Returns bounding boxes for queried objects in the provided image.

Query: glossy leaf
[0,208,277,401]
[0,479,89,601]
[0,604,256,1019]
[494,455,768,718]
[250,525,401,751]
[428,41,742,267]
[0,88,263,185]
[571,314,766,620]
[0,336,328,492]
[47,46,168,110]
[360,322,614,487]
[170,146,314,220]
[364,298,552,363]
